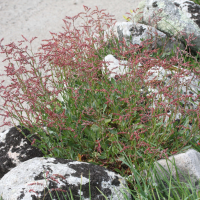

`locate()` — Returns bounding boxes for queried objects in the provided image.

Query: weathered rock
[104,21,185,55]
[102,54,129,79]
[0,157,132,200]
[0,125,44,179]
[151,149,200,197]
[134,0,200,55]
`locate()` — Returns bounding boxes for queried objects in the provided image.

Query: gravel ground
[0,0,141,132]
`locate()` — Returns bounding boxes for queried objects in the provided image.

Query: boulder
[154,149,200,185]
[104,21,185,55]
[102,54,130,80]
[134,0,200,55]
[0,125,44,179]
[150,149,200,198]
[0,157,132,200]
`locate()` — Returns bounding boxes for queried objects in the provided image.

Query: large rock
[0,157,132,200]
[104,21,185,55]
[151,149,200,197]
[0,125,44,179]
[134,0,200,55]
[103,0,200,58]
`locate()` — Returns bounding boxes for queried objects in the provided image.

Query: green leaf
[112,146,119,154]
[98,153,107,159]
[183,116,190,127]
[179,145,192,153]
[108,128,118,135]
[135,124,145,129]
[91,124,100,132]
[104,118,111,124]
[103,103,107,114]
[111,77,116,87]
[197,190,200,198]
[114,168,123,174]
[37,144,48,153]
[156,121,164,128]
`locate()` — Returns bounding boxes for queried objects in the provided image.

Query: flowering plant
[0,4,200,199]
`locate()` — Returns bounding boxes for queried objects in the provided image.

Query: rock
[134,0,200,56]
[104,21,185,55]
[104,0,200,58]
[102,54,129,79]
[151,149,200,197]
[155,149,200,183]
[0,157,132,200]
[0,125,44,179]
[102,54,200,131]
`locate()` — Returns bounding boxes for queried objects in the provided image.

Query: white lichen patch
[0,128,10,143]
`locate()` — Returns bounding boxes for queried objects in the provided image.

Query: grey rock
[102,54,129,79]
[154,149,200,186]
[0,125,44,179]
[0,157,131,200]
[151,149,200,198]
[104,21,185,54]
[135,0,200,54]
